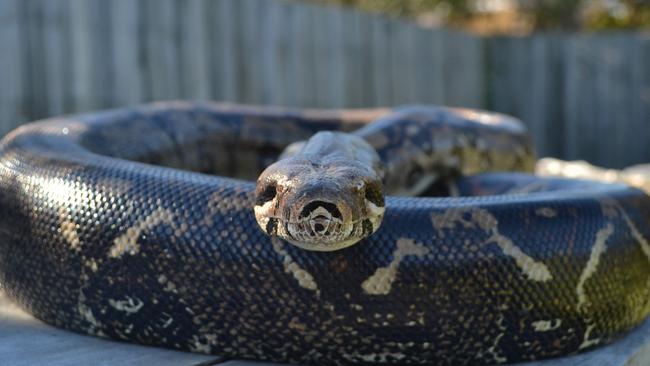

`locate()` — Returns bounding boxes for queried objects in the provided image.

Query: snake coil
[0,102,649,365]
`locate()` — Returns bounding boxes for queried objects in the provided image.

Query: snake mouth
[300,200,343,235]
[255,191,385,251]
[287,200,348,246]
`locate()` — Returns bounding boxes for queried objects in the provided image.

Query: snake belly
[0,101,649,365]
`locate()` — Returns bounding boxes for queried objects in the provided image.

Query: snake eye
[256,182,277,206]
[364,184,384,207]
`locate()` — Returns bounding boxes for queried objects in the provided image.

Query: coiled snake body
[0,102,649,365]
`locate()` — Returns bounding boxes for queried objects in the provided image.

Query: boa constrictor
[0,102,649,365]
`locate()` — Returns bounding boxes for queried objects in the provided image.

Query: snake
[0,101,649,365]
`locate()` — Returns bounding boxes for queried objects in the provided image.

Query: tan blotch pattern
[535,207,558,218]
[109,208,175,258]
[362,238,430,295]
[59,207,81,250]
[576,223,614,311]
[271,238,319,293]
[430,207,552,282]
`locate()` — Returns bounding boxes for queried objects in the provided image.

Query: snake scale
[0,102,649,365]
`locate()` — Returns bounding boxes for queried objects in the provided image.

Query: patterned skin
[0,101,649,365]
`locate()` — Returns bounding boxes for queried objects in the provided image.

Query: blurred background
[0,0,648,168]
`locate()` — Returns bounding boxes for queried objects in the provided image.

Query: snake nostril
[256,182,277,206]
[364,184,384,207]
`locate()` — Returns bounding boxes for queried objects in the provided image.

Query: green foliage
[524,0,650,30]
[521,0,584,30]
[299,0,650,31]
[585,0,650,30]
[300,0,472,19]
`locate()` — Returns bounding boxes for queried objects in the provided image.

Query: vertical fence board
[69,0,94,112]
[563,35,584,161]
[42,0,70,116]
[178,0,209,100]
[593,36,614,166]
[599,35,636,168]
[69,0,114,111]
[429,28,447,104]
[487,35,565,158]
[145,0,179,101]
[411,27,438,104]
[21,0,47,120]
[240,0,260,103]
[207,0,232,101]
[561,35,641,168]
[390,21,418,104]
[341,9,365,107]
[259,0,284,105]
[0,0,24,134]
[112,0,143,106]
[370,16,393,106]
[293,4,318,107]
[534,34,565,158]
[329,7,345,108]
[443,30,484,108]
[637,35,650,164]
[91,0,114,109]
[285,3,303,106]
[273,2,297,107]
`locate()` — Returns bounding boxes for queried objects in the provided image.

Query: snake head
[254,132,385,251]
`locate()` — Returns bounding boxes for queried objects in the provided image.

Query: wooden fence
[0,0,648,168]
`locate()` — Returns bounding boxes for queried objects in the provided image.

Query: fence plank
[0,0,24,134]
[178,0,209,101]
[69,0,94,111]
[206,0,234,101]
[259,0,285,105]
[442,30,484,108]
[390,21,418,105]
[370,16,394,106]
[341,9,366,107]
[487,34,565,158]
[561,34,647,168]
[412,27,443,105]
[289,4,318,107]
[21,0,47,120]
[41,0,70,117]
[309,6,343,108]
[239,0,262,103]
[111,0,143,106]
[636,35,650,164]
[563,34,584,162]
[144,0,179,101]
